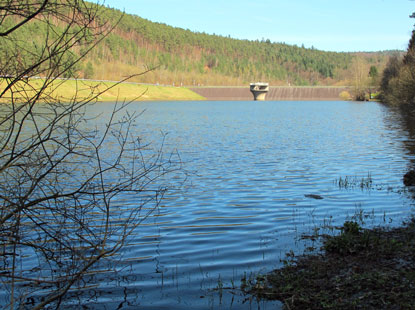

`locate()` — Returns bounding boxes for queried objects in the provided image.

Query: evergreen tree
[380,13,415,105]
[84,61,94,79]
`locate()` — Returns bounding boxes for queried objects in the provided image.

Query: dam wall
[190,87,348,101]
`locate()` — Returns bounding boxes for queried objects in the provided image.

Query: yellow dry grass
[0,78,205,102]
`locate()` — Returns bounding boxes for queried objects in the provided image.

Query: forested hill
[15,2,396,86]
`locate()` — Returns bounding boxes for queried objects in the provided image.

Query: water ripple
[18,101,415,309]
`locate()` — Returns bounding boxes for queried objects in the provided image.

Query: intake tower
[250,82,269,101]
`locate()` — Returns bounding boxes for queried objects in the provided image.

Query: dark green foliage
[380,55,401,95]
[84,61,94,79]
[323,221,404,256]
[404,13,415,65]
[90,4,391,85]
[0,1,389,86]
[0,2,97,79]
[1,1,388,85]
[380,13,415,105]
[369,65,378,78]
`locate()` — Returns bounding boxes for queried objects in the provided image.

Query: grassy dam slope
[0,79,205,102]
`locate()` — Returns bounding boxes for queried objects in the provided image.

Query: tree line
[0,1,391,86]
[380,13,415,106]
[92,3,391,86]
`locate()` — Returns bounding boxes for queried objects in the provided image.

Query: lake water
[7,100,415,309]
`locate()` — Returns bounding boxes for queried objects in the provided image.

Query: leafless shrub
[0,1,180,308]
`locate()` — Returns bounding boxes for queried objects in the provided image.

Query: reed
[335,172,373,190]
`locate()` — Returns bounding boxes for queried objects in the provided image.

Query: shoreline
[0,78,356,102]
[190,86,350,101]
[244,218,415,309]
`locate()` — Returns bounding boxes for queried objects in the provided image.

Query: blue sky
[100,0,415,52]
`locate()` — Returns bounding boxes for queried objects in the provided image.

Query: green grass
[0,78,205,102]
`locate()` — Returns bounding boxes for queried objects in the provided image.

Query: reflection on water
[385,105,415,167]
[6,100,415,309]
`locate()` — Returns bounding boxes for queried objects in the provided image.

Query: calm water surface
[42,101,415,308]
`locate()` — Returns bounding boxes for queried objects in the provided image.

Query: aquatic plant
[335,172,373,190]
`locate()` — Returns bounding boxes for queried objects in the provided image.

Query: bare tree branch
[0,1,181,309]
[0,0,49,37]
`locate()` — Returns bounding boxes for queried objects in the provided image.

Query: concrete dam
[190,86,348,101]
